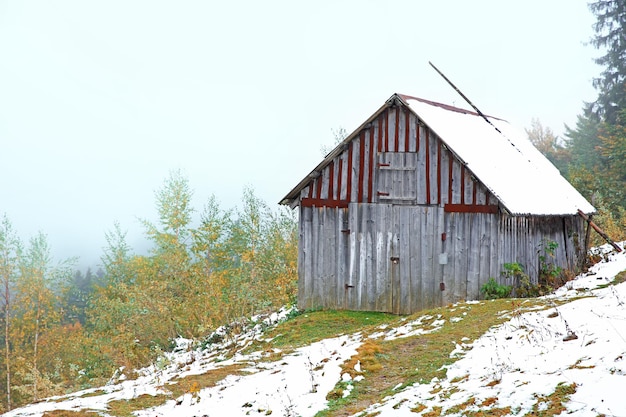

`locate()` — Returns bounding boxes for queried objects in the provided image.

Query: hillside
[5,245,626,417]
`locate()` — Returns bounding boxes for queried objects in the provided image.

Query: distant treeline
[0,171,297,412]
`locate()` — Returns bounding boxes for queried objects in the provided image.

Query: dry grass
[105,363,248,416]
[166,363,248,398]
[42,411,102,417]
[530,382,577,416]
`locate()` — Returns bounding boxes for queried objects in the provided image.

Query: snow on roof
[402,95,595,216]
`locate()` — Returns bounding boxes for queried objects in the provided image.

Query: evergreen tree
[561,0,626,228]
[588,0,626,123]
[63,269,96,325]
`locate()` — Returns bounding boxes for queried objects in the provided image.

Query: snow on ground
[360,245,626,417]
[5,245,626,417]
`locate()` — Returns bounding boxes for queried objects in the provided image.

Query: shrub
[480,278,512,300]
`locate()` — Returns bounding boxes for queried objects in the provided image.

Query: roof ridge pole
[428,61,502,134]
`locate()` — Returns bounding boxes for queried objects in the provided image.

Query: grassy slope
[41,297,570,417]
[40,269,626,417]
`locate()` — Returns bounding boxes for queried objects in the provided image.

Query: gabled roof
[281,93,595,216]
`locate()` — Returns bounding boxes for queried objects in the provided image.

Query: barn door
[345,203,394,312]
[392,205,443,314]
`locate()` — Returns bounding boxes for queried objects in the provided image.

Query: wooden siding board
[374,206,389,311]
[328,161,335,201]
[417,125,427,203]
[398,206,413,313]
[347,204,358,310]
[425,129,432,204]
[308,206,318,308]
[367,128,376,203]
[456,214,469,301]
[451,159,461,204]
[336,208,348,308]
[407,113,417,152]
[390,205,400,314]
[403,107,410,152]
[329,208,340,308]
[374,206,390,311]
[424,207,435,309]
[313,208,327,307]
[436,206,445,306]
[384,109,390,152]
[298,206,311,310]
[346,143,354,202]
[357,133,365,203]
[394,107,400,152]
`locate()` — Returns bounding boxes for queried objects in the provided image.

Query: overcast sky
[0,1,600,270]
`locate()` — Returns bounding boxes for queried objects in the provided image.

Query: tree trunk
[33,298,41,402]
[4,291,11,411]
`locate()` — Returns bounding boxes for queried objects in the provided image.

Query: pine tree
[588,0,626,123]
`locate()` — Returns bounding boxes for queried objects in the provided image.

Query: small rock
[563,331,578,342]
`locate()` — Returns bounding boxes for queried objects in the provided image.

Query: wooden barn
[280,93,596,314]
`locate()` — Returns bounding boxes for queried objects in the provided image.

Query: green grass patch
[259,310,399,351]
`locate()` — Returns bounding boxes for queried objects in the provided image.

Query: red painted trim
[445,204,499,214]
[302,198,349,208]
[347,142,353,201]
[425,128,431,204]
[404,107,410,151]
[358,132,366,203]
[308,184,313,198]
[368,128,374,203]
[377,191,390,196]
[394,108,400,152]
[448,149,453,204]
[328,160,334,201]
[378,163,390,167]
[337,158,343,200]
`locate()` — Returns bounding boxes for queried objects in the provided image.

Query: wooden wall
[298,204,587,314]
